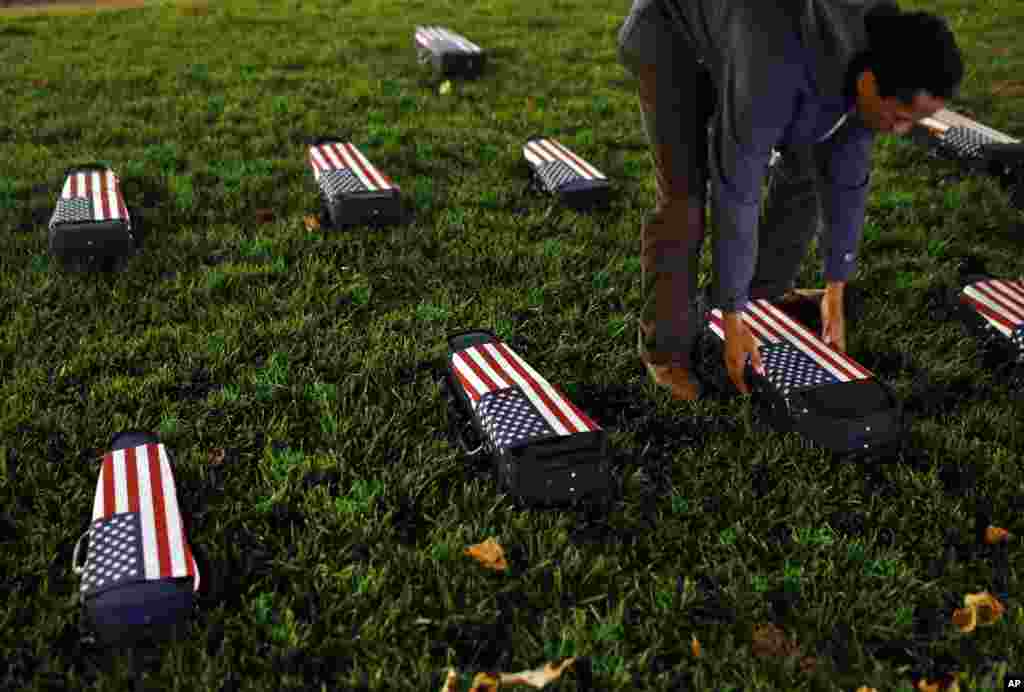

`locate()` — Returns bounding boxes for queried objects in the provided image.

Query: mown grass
[1,0,1023,690]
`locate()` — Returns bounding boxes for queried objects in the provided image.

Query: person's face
[855,70,946,135]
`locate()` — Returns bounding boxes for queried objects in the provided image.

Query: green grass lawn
[1,0,1023,690]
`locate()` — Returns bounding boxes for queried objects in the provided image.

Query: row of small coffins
[73,281,1024,647]
[47,136,609,259]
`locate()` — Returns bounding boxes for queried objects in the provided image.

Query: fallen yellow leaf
[855,687,879,692]
[465,537,508,571]
[691,634,701,658]
[469,672,500,692]
[964,591,1005,626]
[984,526,1012,544]
[916,672,960,692]
[304,215,321,231]
[952,607,976,633]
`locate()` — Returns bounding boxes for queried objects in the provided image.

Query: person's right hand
[723,311,763,394]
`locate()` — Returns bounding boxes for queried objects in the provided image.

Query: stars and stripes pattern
[759,342,840,396]
[524,138,607,191]
[960,279,1024,354]
[414,26,483,56]
[918,109,1018,161]
[478,387,557,453]
[940,127,991,160]
[919,108,1018,144]
[534,160,583,194]
[451,338,601,452]
[708,299,873,390]
[308,142,399,196]
[1012,326,1024,356]
[49,168,131,231]
[80,513,146,598]
[87,443,199,594]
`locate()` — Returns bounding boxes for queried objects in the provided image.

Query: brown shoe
[643,359,702,401]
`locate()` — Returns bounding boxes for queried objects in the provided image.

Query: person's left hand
[821,281,846,352]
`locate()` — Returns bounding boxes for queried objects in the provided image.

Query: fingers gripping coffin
[445,330,612,506]
[73,436,200,645]
[523,137,610,209]
[49,164,135,259]
[707,300,904,456]
[308,138,403,228]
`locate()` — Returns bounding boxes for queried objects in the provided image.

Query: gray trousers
[618,0,823,368]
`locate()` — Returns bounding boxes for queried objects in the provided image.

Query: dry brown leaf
[855,687,879,692]
[255,208,275,225]
[499,658,575,689]
[751,623,801,659]
[952,607,976,633]
[526,97,536,113]
[964,591,1005,626]
[465,537,508,571]
[469,672,501,692]
[304,215,321,231]
[992,81,1024,97]
[691,634,701,658]
[440,669,459,692]
[798,655,818,673]
[984,526,1012,544]
[208,448,226,466]
[916,673,960,692]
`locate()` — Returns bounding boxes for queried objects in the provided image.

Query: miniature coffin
[523,137,610,210]
[49,164,135,259]
[706,300,904,456]
[308,139,403,228]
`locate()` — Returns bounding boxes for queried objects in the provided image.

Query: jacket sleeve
[814,118,875,283]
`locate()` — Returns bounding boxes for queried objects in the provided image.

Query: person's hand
[723,311,763,394]
[821,281,846,352]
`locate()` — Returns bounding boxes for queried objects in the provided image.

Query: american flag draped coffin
[914,109,1023,208]
[74,435,199,645]
[308,137,403,228]
[707,300,904,456]
[414,26,485,78]
[958,276,1024,363]
[446,330,612,505]
[49,164,135,258]
[523,136,610,209]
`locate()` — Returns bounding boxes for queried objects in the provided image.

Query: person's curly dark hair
[847,2,964,104]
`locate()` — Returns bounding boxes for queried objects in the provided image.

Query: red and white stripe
[452,340,600,435]
[415,26,482,53]
[708,299,873,382]
[308,142,398,192]
[961,278,1024,337]
[92,444,199,591]
[62,169,129,223]
[523,138,606,181]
